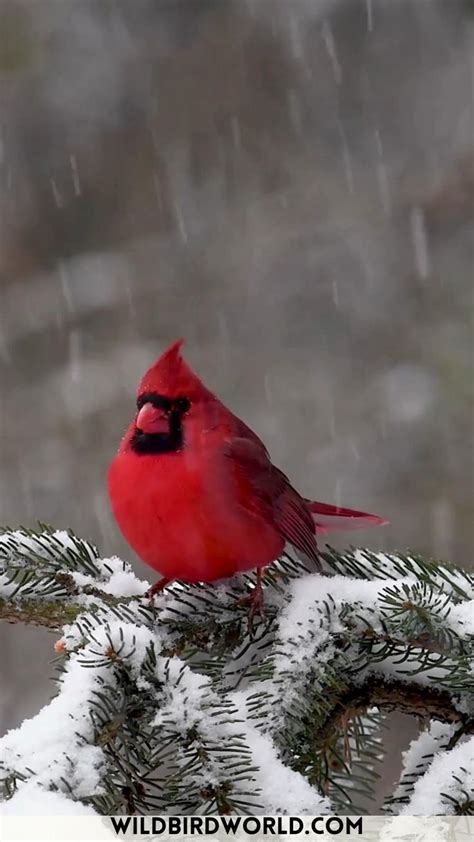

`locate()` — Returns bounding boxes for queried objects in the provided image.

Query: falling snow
[0,0,472,816]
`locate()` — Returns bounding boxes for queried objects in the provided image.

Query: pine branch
[1,527,473,816]
[0,591,139,630]
[315,678,474,746]
[0,595,81,629]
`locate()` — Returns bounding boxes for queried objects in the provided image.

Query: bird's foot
[238,569,265,633]
[145,577,171,599]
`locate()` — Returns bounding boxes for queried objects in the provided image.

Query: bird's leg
[146,577,172,599]
[238,567,265,631]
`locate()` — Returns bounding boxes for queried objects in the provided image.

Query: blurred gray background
[0,0,472,807]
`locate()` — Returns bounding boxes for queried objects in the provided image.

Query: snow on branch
[0,527,473,816]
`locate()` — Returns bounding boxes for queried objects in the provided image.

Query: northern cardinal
[108,340,386,618]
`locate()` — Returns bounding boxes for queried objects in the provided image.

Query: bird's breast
[108,447,283,582]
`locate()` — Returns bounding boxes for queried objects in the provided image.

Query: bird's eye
[176,397,190,414]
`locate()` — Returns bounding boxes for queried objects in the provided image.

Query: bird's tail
[306,500,388,535]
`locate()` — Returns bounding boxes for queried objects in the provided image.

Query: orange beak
[136,403,169,435]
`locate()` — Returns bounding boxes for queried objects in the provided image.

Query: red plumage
[108,340,387,593]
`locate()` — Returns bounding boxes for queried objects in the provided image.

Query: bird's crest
[138,339,214,401]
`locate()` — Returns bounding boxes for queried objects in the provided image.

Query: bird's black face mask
[131,393,190,455]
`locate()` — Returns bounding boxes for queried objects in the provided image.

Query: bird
[108,339,387,621]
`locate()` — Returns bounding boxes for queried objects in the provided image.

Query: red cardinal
[108,340,386,616]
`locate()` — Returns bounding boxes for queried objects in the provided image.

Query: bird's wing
[223,433,320,568]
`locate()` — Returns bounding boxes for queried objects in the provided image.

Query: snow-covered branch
[1,527,473,816]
